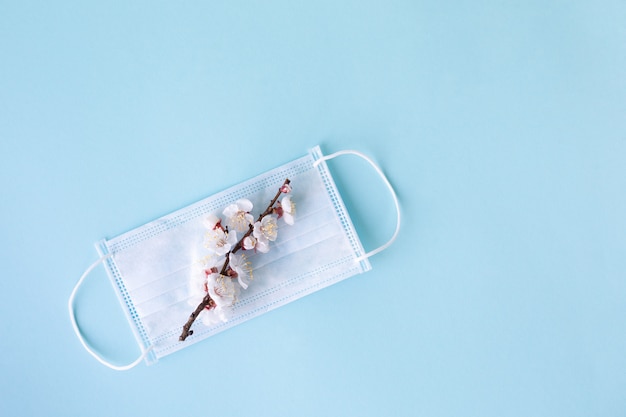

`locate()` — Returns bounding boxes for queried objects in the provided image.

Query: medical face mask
[68,146,400,370]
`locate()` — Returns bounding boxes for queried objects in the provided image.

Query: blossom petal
[201,310,220,326]
[226,230,238,245]
[222,204,238,218]
[280,196,295,225]
[256,239,270,253]
[229,253,252,290]
[243,236,256,250]
[237,276,249,290]
[203,214,221,230]
[237,198,253,212]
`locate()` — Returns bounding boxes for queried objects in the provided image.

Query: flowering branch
[179,179,292,341]
[227,179,290,260]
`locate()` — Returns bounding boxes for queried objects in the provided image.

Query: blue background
[1,1,625,416]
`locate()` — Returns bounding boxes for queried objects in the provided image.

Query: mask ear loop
[68,254,153,371]
[313,149,401,262]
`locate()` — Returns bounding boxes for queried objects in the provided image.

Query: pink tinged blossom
[280,183,292,194]
[203,213,222,230]
[206,273,237,308]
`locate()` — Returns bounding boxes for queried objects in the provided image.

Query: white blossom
[253,215,278,242]
[243,235,257,250]
[205,228,237,256]
[229,253,252,289]
[206,273,237,308]
[223,199,254,233]
[280,196,296,225]
[243,233,269,253]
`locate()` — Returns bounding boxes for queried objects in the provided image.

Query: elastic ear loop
[68,254,153,371]
[313,149,401,262]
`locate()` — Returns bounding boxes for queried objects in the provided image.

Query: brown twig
[179,179,291,341]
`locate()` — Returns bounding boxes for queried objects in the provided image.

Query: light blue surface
[1,1,625,416]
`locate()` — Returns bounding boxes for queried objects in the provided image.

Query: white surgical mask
[68,146,400,370]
